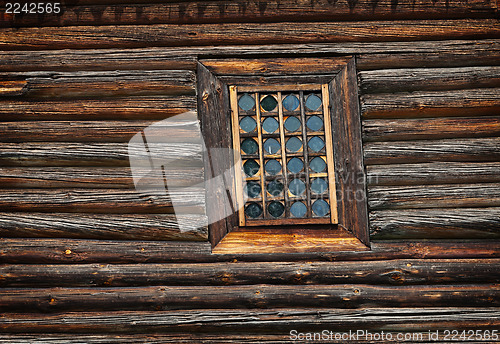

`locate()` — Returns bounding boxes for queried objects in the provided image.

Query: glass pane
[267,180,284,196]
[283,94,300,111]
[245,202,262,218]
[306,115,323,131]
[311,178,328,194]
[289,178,306,196]
[268,201,285,218]
[265,159,282,175]
[240,116,256,133]
[286,137,302,152]
[312,199,329,217]
[287,157,303,174]
[290,201,307,218]
[262,117,279,133]
[308,136,325,152]
[305,94,322,111]
[241,138,258,155]
[263,138,280,155]
[284,116,301,132]
[261,95,278,111]
[310,157,326,173]
[243,159,260,176]
[239,93,255,111]
[244,181,261,198]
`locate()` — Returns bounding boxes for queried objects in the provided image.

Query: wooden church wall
[0,0,499,341]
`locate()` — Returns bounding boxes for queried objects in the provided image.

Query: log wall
[0,1,499,341]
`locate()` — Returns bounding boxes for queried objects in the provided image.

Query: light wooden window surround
[197,57,369,254]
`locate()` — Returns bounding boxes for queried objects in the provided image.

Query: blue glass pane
[243,159,259,176]
[289,179,306,196]
[283,94,300,111]
[290,201,307,218]
[245,202,262,218]
[261,95,278,111]
[241,138,258,155]
[284,116,301,132]
[240,116,256,133]
[311,178,328,194]
[308,136,325,152]
[286,137,302,152]
[262,117,279,133]
[266,180,284,196]
[263,138,280,155]
[287,157,303,174]
[244,181,261,198]
[268,201,284,218]
[310,157,326,173]
[306,116,323,131]
[238,93,255,111]
[305,94,322,111]
[312,199,329,217]
[265,159,282,175]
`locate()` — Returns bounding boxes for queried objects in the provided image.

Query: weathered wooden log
[0,213,207,241]
[0,188,205,214]
[363,138,500,165]
[2,0,498,27]
[359,66,500,93]
[0,80,28,96]
[1,259,498,287]
[0,40,498,72]
[0,308,498,335]
[0,284,498,312]
[3,70,195,99]
[370,208,500,239]
[0,96,196,121]
[0,142,203,167]
[363,117,500,142]
[367,162,500,186]
[1,239,499,264]
[361,88,500,118]
[0,120,201,142]
[0,167,203,188]
[368,183,500,210]
[0,20,498,50]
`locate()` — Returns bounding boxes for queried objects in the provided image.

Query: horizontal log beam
[363,138,500,164]
[2,0,498,27]
[0,142,203,167]
[361,88,500,118]
[0,20,498,50]
[0,96,196,121]
[0,189,205,214]
[367,162,500,186]
[0,213,207,241]
[363,116,500,142]
[1,239,499,264]
[368,183,500,210]
[1,284,498,312]
[0,167,203,188]
[0,120,200,142]
[359,66,500,93]
[0,308,498,334]
[0,40,497,72]
[1,259,498,287]
[370,208,500,239]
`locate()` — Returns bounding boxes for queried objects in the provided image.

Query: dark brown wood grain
[0,213,207,241]
[363,117,500,142]
[367,162,500,186]
[370,208,500,239]
[0,189,205,214]
[0,20,498,50]
[363,138,500,165]
[0,80,28,96]
[1,259,498,287]
[368,183,500,210]
[2,0,498,27]
[1,238,499,264]
[1,284,498,312]
[359,66,500,93]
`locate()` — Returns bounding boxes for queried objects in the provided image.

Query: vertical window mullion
[255,92,267,219]
[299,91,312,218]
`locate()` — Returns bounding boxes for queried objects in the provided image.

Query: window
[197,57,369,253]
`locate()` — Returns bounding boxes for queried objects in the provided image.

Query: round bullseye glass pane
[243,159,259,176]
[308,136,325,152]
[241,138,258,155]
[287,157,303,174]
[240,116,256,133]
[312,199,329,217]
[262,117,279,133]
[244,181,261,198]
[245,202,262,218]
[306,115,323,131]
[286,137,302,152]
[305,94,322,111]
[283,94,300,111]
[289,179,306,196]
[290,201,307,218]
[311,178,328,194]
[263,138,280,155]
[310,157,326,172]
[265,159,282,175]
[261,95,278,111]
[238,93,255,111]
[284,116,301,132]
[266,180,284,196]
[268,201,285,218]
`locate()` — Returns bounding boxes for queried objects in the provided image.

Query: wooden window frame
[197,57,369,254]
